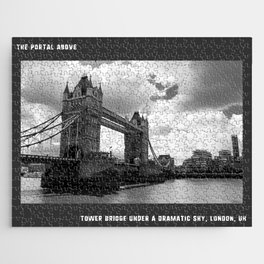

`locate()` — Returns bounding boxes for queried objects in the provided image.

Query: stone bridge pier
[124,112,149,165]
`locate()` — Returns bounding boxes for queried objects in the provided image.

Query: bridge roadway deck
[102,107,143,133]
[20,154,139,168]
[100,118,127,134]
[21,154,80,164]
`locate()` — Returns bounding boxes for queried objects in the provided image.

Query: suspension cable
[21,114,77,140]
[148,139,163,167]
[21,112,62,134]
[21,114,80,148]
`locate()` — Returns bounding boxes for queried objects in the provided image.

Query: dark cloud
[102,77,151,116]
[79,61,131,69]
[150,84,179,101]
[121,61,132,66]
[21,75,63,112]
[149,94,160,101]
[155,82,166,91]
[147,73,166,91]
[166,84,179,99]
[152,125,173,136]
[222,104,243,119]
[149,73,156,79]
[22,91,62,112]
[21,61,243,125]
[179,61,242,111]
[79,61,113,68]
[21,61,151,120]
[21,104,35,128]
[21,62,69,112]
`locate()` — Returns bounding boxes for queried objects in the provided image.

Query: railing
[20,154,80,162]
[102,107,143,133]
[100,118,128,134]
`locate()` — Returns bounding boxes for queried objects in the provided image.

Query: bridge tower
[60,75,103,159]
[124,112,149,165]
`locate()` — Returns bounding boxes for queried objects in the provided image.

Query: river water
[21,177,243,204]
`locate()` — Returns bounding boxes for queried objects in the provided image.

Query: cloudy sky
[21,60,243,165]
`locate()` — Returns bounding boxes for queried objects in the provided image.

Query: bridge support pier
[124,112,149,165]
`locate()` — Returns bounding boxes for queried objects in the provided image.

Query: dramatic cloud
[148,73,179,101]
[21,61,243,163]
[21,61,71,112]
[79,60,131,69]
[152,125,173,136]
[147,73,166,91]
[22,60,242,117]
[222,104,243,119]
[176,61,242,112]
[21,98,59,131]
[150,84,179,101]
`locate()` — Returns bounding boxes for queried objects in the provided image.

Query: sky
[21,60,243,165]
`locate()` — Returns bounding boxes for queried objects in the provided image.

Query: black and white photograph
[20,60,244,204]
[12,37,252,227]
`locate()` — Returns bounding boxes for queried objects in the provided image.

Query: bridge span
[20,154,80,165]
[20,75,166,192]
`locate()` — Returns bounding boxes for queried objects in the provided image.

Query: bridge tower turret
[124,112,149,165]
[63,81,70,100]
[140,115,149,164]
[60,75,103,159]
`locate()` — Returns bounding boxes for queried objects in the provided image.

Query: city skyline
[21,61,243,165]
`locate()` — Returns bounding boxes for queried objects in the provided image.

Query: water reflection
[21,177,243,204]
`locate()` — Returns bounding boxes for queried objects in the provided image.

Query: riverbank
[21,177,243,204]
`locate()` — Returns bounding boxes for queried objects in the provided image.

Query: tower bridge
[20,74,167,186]
[59,74,149,167]
[21,75,164,177]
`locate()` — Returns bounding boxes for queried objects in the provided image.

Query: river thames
[21,177,243,204]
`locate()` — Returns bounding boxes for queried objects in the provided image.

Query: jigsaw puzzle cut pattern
[20,60,243,205]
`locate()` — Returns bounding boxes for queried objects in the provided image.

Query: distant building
[192,150,212,170]
[181,141,243,174]
[213,150,233,171]
[158,155,174,170]
[219,150,231,158]
[192,150,212,159]
[182,150,213,172]
[233,156,243,170]
[219,150,232,163]
[231,135,240,159]
[182,158,195,172]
